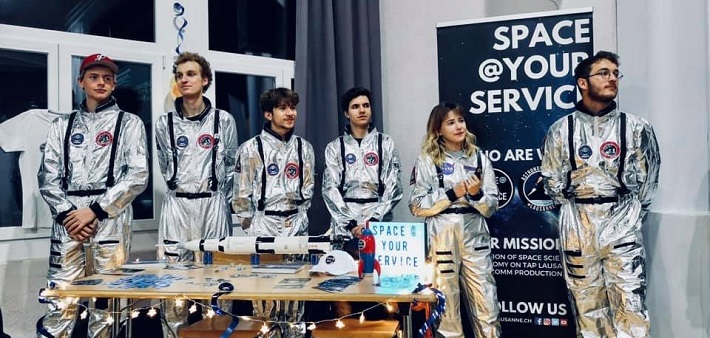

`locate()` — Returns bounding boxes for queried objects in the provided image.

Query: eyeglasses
[588,69,623,80]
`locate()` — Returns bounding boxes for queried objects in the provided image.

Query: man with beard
[232,87,314,338]
[541,51,661,338]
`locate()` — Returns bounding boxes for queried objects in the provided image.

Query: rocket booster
[177,235,332,255]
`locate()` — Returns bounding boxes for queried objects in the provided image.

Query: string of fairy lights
[39,290,412,335]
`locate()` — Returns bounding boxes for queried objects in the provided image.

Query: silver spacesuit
[233,125,314,237]
[541,102,660,338]
[232,124,314,337]
[322,127,402,239]
[156,97,238,262]
[38,97,149,338]
[409,149,500,338]
[155,97,238,335]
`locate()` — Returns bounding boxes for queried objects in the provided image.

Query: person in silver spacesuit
[38,53,149,338]
[232,87,314,337]
[155,52,239,335]
[322,87,402,317]
[409,102,500,338]
[323,86,402,242]
[541,51,661,338]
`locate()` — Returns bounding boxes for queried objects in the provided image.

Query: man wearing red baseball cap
[38,53,149,337]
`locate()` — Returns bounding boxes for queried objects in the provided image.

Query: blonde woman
[409,102,501,338]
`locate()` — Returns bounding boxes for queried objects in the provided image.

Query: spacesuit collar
[263,122,294,142]
[576,100,617,118]
[174,96,212,121]
[344,124,377,140]
[80,96,117,113]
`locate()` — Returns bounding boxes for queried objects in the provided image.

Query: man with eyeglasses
[541,51,660,338]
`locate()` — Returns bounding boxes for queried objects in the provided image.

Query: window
[0,48,49,227]
[209,0,296,60]
[0,0,154,42]
[215,72,276,144]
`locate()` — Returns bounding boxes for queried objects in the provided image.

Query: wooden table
[43,265,436,338]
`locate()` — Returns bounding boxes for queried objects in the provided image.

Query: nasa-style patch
[364,152,379,166]
[285,162,299,179]
[578,145,593,159]
[441,162,455,175]
[267,163,279,176]
[345,153,357,164]
[600,141,620,159]
[70,133,85,145]
[95,131,113,147]
[198,134,215,149]
[176,135,189,148]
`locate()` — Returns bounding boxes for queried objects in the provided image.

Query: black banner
[437,9,593,337]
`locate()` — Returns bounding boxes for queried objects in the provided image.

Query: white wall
[618,0,710,336]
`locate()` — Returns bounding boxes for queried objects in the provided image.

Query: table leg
[399,302,412,338]
[111,298,121,338]
[125,299,133,338]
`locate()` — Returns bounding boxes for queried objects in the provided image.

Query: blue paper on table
[315,276,360,293]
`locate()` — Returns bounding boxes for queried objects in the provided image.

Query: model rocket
[358,227,381,283]
[176,235,332,255]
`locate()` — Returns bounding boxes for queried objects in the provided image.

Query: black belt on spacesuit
[343,197,379,204]
[66,189,107,197]
[264,209,299,217]
[175,192,213,199]
[574,196,619,204]
[440,207,479,214]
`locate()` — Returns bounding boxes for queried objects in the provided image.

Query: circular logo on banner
[95,131,113,147]
[267,164,279,176]
[364,152,379,166]
[70,133,85,145]
[518,166,555,212]
[578,145,593,159]
[285,162,299,179]
[345,153,357,164]
[494,168,514,209]
[198,134,215,149]
[441,162,455,175]
[176,135,189,148]
[600,141,620,159]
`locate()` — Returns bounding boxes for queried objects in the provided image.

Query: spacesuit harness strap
[435,149,482,189]
[256,135,305,211]
[339,133,384,198]
[166,110,221,193]
[62,110,124,192]
[564,112,629,198]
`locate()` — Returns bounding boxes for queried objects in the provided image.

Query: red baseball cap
[80,53,118,74]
